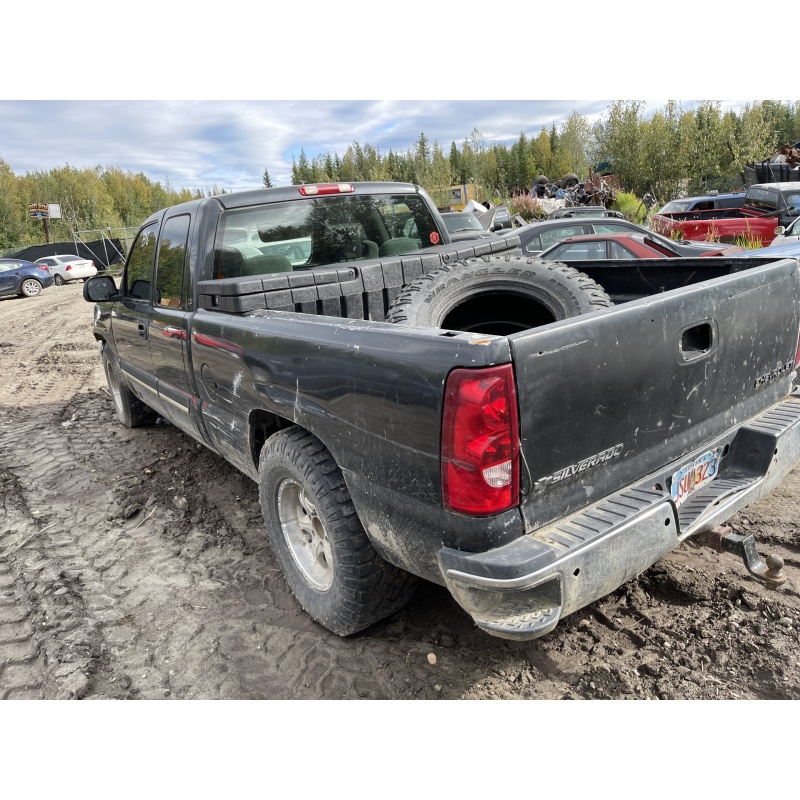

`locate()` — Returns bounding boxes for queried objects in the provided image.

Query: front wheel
[54,274,65,286]
[259,428,417,636]
[20,278,43,297]
[102,345,158,428]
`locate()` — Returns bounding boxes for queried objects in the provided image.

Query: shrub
[612,192,649,223]
[508,195,547,222]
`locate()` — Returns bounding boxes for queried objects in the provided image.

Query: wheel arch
[248,408,299,473]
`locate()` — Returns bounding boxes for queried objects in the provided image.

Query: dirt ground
[1,282,799,701]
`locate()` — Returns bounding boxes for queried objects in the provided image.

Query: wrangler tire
[385,254,613,335]
[259,427,418,636]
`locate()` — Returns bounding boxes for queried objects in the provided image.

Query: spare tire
[562,173,580,189]
[386,255,613,336]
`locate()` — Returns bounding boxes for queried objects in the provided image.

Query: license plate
[670,448,722,507]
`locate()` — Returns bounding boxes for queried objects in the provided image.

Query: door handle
[138,322,147,339]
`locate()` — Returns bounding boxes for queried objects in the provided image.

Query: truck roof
[141,182,426,227]
[748,182,800,191]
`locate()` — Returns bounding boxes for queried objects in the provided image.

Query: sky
[0,98,761,196]
[0,5,770,197]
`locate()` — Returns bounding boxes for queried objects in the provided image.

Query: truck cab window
[125,223,159,300]
[155,215,190,307]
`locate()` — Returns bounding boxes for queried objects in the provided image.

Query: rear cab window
[209,193,445,280]
[744,187,781,213]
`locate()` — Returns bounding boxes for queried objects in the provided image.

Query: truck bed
[198,250,782,319]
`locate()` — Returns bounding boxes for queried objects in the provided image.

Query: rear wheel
[102,345,158,428]
[20,279,43,298]
[259,427,417,636]
[53,274,65,286]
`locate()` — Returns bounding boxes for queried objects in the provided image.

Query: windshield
[211,193,444,280]
[442,213,483,232]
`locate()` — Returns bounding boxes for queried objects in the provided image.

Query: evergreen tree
[262,168,274,188]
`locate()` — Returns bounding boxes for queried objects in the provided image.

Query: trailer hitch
[688,526,787,589]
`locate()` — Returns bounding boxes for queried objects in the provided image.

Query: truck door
[147,213,205,441]
[113,221,162,412]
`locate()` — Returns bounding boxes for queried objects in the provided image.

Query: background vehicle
[548,207,625,220]
[440,211,500,242]
[0,257,54,298]
[650,183,800,245]
[507,217,728,258]
[655,191,746,217]
[539,233,743,261]
[771,216,800,246]
[34,254,98,285]
[472,203,513,233]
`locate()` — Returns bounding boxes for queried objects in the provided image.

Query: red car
[539,233,744,261]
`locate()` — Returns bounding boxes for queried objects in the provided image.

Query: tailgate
[510,258,800,531]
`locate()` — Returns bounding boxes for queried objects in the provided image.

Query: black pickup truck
[83,181,800,641]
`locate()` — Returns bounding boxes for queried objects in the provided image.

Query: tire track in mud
[0,469,47,699]
[0,285,100,407]
[2,285,800,701]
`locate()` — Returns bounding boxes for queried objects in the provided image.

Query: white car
[34,254,98,285]
[770,216,800,246]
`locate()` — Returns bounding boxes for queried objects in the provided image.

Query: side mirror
[775,226,786,235]
[83,275,119,303]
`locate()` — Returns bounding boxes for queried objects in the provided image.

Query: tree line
[3,100,799,253]
[289,100,800,208]
[0,163,212,253]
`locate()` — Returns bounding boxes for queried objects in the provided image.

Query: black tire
[258,427,417,636]
[562,173,580,189]
[102,345,158,428]
[386,255,613,335]
[54,274,65,286]
[20,278,43,298]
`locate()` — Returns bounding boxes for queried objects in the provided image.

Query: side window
[541,225,586,250]
[522,234,542,254]
[125,223,159,300]
[693,201,713,211]
[539,225,586,249]
[609,241,636,259]
[782,192,800,211]
[591,222,626,234]
[155,215,190,308]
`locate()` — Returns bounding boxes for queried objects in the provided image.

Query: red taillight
[65,264,72,271]
[298,183,354,196]
[442,364,520,516]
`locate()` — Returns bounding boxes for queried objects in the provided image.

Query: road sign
[28,203,49,219]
